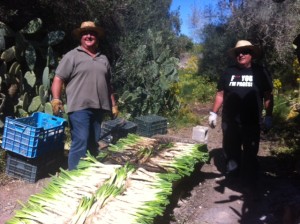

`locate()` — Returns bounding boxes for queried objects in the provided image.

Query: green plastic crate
[134,115,167,137]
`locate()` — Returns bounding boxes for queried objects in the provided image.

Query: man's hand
[51,99,64,116]
[112,105,119,119]
[208,111,217,128]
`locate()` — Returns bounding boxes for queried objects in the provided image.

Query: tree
[0,0,183,118]
[225,0,300,64]
[198,23,235,81]
[192,0,300,82]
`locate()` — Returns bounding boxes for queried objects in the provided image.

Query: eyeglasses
[235,49,252,56]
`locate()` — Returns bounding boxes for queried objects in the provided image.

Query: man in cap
[208,40,273,186]
[51,21,118,170]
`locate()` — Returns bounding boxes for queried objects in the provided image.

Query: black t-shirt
[217,64,273,124]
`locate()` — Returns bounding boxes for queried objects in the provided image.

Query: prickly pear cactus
[0,18,65,122]
[116,29,179,117]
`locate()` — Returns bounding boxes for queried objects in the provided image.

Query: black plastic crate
[100,118,137,143]
[5,149,64,183]
[134,115,167,137]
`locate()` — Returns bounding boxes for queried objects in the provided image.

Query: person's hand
[208,111,217,128]
[263,116,272,132]
[112,105,119,119]
[51,99,64,116]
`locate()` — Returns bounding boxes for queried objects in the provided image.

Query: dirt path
[1,114,300,224]
[163,121,300,224]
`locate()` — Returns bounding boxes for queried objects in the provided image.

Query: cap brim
[72,27,105,40]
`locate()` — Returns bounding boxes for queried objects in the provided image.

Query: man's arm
[211,90,224,113]
[108,84,118,118]
[262,90,274,132]
[264,91,273,116]
[51,76,64,115]
[208,90,224,128]
[51,76,64,99]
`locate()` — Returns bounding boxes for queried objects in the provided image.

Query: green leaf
[44,102,53,115]
[25,44,36,71]
[22,93,29,111]
[15,69,23,92]
[1,46,16,62]
[24,71,36,88]
[0,21,15,37]
[159,75,170,90]
[15,33,26,61]
[42,66,50,90]
[16,107,28,117]
[44,31,65,46]
[119,90,132,103]
[8,61,19,76]
[20,18,42,34]
[0,61,7,76]
[156,48,170,64]
[39,85,46,105]
[47,46,56,67]
[28,96,42,113]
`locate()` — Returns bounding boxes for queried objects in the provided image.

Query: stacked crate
[1,112,67,182]
[134,114,167,137]
[100,118,137,143]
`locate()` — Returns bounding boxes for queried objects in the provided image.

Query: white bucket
[192,126,208,143]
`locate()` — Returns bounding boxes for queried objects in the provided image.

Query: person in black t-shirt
[208,40,273,184]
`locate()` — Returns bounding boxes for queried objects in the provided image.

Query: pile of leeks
[6,134,208,224]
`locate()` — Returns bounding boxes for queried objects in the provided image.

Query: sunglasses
[235,49,252,56]
[81,30,97,36]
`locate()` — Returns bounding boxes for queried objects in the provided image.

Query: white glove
[263,116,272,131]
[209,111,217,128]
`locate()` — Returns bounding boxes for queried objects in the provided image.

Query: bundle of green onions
[6,153,126,224]
[104,134,159,164]
[6,135,208,224]
[84,168,175,224]
[148,142,208,177]
[108,134,158,153]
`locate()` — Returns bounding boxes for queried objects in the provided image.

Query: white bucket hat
[228,40,261,59]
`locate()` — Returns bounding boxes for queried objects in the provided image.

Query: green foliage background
[0,0,194,120]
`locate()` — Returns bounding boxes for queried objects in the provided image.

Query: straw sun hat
[72,21,104,40]
[228,40,261,58]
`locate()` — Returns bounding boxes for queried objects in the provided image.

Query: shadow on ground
[155,147,300,224]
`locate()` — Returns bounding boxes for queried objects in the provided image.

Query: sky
[170,0,218,40]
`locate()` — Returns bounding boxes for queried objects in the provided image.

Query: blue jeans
[68,109,103,170]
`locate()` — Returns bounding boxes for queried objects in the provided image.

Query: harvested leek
[6,134,208,224]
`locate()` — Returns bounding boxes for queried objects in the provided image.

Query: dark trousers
[68,109,103,170]
[222,121,260,181]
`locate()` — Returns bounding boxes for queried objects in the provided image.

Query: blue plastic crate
[1,112,66,158]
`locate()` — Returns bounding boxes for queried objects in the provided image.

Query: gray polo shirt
[55,46,112,113]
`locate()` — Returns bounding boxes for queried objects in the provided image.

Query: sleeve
[55,52,74,82]
[217,70,227,91]
[261,65,273,92]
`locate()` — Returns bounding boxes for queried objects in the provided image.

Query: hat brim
[228,45,261,59]
[72,26,105,40]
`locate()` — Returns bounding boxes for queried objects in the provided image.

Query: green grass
[269,93,300,157]
[0,150,5,173]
